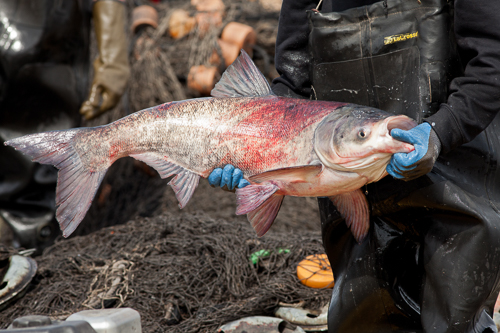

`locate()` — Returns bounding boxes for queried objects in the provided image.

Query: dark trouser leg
[0,142,59,253]
[320,197,423,333]
[321,174,500,332]
[411,180,500,332]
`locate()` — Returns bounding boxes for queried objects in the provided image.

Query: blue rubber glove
[208,164,250,191]
[387,122,441,181]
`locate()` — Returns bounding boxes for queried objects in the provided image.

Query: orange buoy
[187,65,220,95]
[191,0,225,12]
[131,5,159,33]
[296,254,334,289]
[221,22,256,56]
[210,39,240,67]
[169,9,196,39]
[195,11,223,35]
[192,0,225,35]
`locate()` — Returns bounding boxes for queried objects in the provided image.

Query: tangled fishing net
[0,213,330,332]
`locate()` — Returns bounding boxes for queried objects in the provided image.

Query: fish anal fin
[247,194,284,237]
[129,152,183,179]
[210,50,274,98]
[130,152,200,208]
[329,189,370,243]
[235,183,279,215]
[249,164,322,183]
[168,170,200,209]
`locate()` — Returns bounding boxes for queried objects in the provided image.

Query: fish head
[314,105,417,174]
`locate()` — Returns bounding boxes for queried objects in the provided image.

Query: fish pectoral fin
[329,189,370,243]
[235,183,283,237]
[210,50,274,98]
[249,165,322,183]
[129,152,200,209]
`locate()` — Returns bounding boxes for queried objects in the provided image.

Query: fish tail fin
[5,129,106,237]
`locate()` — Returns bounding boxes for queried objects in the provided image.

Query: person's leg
[321,177,500,332]
[0,143,59,253]
[320,198,423,332]
[411,180,500,332]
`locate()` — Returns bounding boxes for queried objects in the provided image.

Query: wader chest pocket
[309,0,458,123]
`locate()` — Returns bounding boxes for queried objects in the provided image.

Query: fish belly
[276,167,368,198]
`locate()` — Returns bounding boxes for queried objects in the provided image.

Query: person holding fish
[210,0,500,331]
[3,0,500,331]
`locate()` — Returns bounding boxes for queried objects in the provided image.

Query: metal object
[66,308,142,333]
[275,305,328,332]
[5,319,96,333]
[0,255,37,310]
[218,316,305,333]
[11,315,52,328]
[0,210,56,251]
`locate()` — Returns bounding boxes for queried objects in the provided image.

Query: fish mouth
[380,115,418,154]
[385,115,417,134]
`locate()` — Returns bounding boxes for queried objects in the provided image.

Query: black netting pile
[0,213,330,332]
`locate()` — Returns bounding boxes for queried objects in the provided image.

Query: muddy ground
[0,160,328,332]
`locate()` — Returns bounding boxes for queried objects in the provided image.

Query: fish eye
[358,129,367,139]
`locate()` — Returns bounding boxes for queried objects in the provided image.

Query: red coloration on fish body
[108,144,122,160]
[219,97,347,172]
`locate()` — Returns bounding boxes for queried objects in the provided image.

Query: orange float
[169,9,196,39]
[187,65,220,95]
[191,0,225,12]
[131,5,159,33]
[192,0,225,35]
[195,11,223,35]
[296,254,334,289]
[210,39,240,67]
[221,22,256,56]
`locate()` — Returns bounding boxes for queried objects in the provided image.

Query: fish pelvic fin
[129,152,200,209]
[248,194,284,237]
[329,189,370,243]
[235,183,283,237]
[210,50,274,98]
[5,129,106,238]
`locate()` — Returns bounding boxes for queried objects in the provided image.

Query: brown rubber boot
[80,0,131,120]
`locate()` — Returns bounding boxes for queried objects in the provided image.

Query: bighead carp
[5,51,416,242]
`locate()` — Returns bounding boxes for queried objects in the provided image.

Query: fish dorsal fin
[211,50,274,98]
